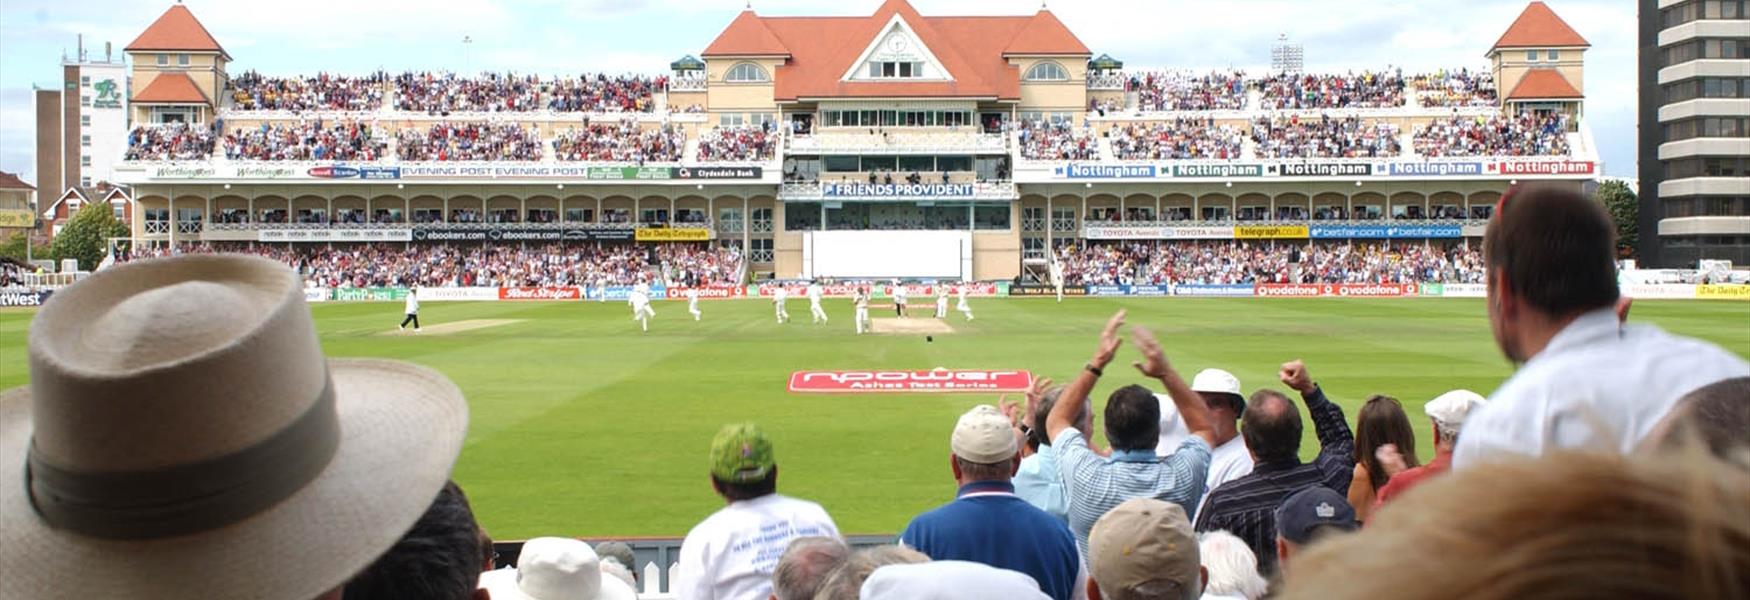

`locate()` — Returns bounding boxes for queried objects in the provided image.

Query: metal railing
[749,249,773,263]
[176,221,204,234]
[669,76,706,92]
[1086,73,1125,91]
[716,219,744,234]
[143,221,171,234]
[1051,218,1077,231]
[1022,218,1047,232]
[751,220,772,233]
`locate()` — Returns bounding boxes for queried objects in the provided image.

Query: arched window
[726,63,770,83]
[1024,62,1069,82]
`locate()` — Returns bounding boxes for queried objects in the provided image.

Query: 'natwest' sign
[788,369,1034,394]
[498,287,582,301]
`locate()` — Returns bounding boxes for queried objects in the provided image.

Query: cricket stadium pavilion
[112,0,1600,282]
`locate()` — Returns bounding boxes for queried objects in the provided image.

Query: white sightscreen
[804,230,969,279]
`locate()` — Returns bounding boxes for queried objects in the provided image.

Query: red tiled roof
[1505,69,1582,99]
[126,4,230,59]
[702,0,1089,101]
[0,171,33,191]
[1492,2,1589,50]
[132,72,210,104]
[702,10,791,57]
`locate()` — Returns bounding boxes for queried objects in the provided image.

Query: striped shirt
[1192,386,1353,577]
[1054,427,1212,558]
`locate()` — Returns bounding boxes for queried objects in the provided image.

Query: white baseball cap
[1191,368,1243,396]
[951,405,1018,463]
[1426,390,1487,431]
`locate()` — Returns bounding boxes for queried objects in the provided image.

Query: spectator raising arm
[1047,310,1126,443]
[1131,326,1217,448]
[1280,360,1357,491]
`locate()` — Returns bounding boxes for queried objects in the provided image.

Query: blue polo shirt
[898,481,1082,600]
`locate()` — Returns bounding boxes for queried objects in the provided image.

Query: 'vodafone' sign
[1255,283,1417,298]
[665,285,746,300]
[788,369,1034,393]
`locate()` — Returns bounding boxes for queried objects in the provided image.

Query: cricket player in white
[687,287,702,321]
[1049,257,1065,303]
[629,287,652,332]
[853,288,871,335]
[773,284,791,324]
[892,280,908,317]
[398,287,421,333]
[956,283,975,321]
[808,281,828,324]
[934,284,949,318]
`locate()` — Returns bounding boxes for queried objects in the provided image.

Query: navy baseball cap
[1274,486,1357,544]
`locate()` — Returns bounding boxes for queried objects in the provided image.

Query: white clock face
[887,35,907,53]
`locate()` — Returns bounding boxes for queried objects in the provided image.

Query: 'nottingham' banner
[1055,164,1159,179]
[788,369,1034,393]
[1274,163,1373,177]
[1386,162,1485,177]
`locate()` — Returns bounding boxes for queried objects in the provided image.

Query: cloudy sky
[0,0,1638,184]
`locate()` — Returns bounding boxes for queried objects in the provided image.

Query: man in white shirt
[807,281,828,324]
[687,286,702,322]
[892,281,908,318]
[854,287,870,335]
[398,287,421,333]
[935,284,950,319]
[773,284,790,324]
[1154,369,1255,516]
[630,282,655,332]
[1050,259,1065,303]
[1454,185,1750,469]
[955,284,975,321]
[676,423,840,600]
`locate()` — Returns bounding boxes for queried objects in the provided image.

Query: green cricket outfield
[2,297,1746,539]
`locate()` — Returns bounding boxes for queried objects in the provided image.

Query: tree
[1597,180,1638,259]
[0,231,28,262]
[49,203,129,271]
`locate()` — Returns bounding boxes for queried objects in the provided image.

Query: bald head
[1242,390,1302,464]
[771,536,849,600]
[1646,377,1750,462]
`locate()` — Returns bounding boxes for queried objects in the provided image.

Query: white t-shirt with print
[675,494,840,600]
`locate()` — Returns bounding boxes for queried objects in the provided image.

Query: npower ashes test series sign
[788,369,1034,393]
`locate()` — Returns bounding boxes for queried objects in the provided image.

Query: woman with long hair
[1349,395,1420,523]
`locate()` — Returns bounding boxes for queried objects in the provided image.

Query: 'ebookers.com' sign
[788,369,1034,393]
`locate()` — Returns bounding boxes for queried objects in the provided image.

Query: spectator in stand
[0,254,469,599]
[346,481,491,600]
[1277,452,1750,600]
[546,74,666,113]
[698,123,777,162]
[1455,185,1750,468]
[1257,70,1405,109]
[125,123,217,160]
[1129,70,1248,112]
[1018,120,1098,161]
[1087,498,1206,600]
[1345,395,1418,524]
[552,118,685,163]
[1641,377,1750,460]
[398,121,544,161]
[1411,68,1497,108]
[1194,360,1354,576]
[770,536,849,600]
[898,405,1084,600]
[860,561,1053,600]
[1373,390,1486,507]
[675,423,840,600]
[224,120,386,162]
[1413,112,1569,158]
[593,540,639,586]
[1046,312,1216,557]
[1110,118,1244,160]
[1186,369,1255,515]
[1198,531,1269,600]
[394,72,543,113]
[811,546,929,600]
[479,537,637,600]
[1250,115,1401,159]
[1014,379,1081,523]
[230,70,387,112]
[1270,486,1357,576]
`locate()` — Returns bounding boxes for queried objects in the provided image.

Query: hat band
[24,375,340,540]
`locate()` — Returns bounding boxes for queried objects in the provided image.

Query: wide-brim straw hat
[0,254,468,599]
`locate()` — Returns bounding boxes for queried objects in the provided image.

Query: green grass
[2,298,1747,539]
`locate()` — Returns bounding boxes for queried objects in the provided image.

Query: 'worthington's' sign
[788,369,1033,393]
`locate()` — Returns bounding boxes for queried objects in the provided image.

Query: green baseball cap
[709,423,775,483]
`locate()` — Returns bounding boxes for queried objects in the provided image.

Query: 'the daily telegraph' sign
[787,369,1034,393]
